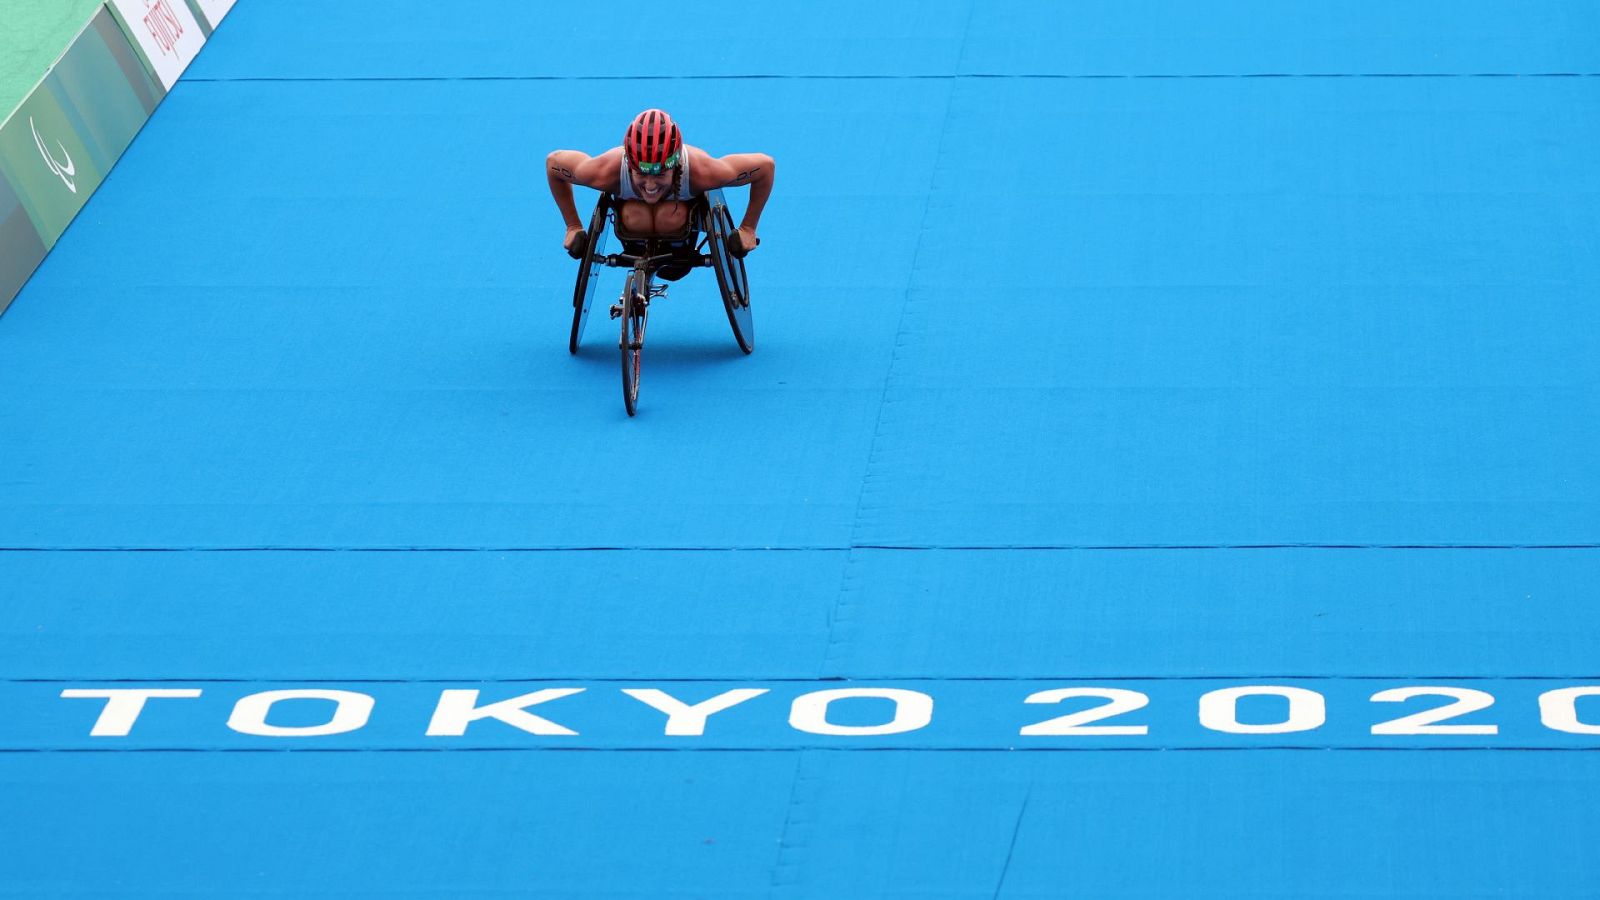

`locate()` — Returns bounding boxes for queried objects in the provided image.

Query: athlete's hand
[563,225,587,259]
[729,225,760,258]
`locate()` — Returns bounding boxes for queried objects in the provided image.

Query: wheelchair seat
[610,195,709,281]
[609,194,707,241]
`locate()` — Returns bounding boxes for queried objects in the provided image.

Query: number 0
[1540,686,1600,734]
[1198,686,1325,734]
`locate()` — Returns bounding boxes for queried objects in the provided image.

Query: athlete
[545,109,775,278]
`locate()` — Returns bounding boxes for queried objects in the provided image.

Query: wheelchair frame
[568,189,753,359]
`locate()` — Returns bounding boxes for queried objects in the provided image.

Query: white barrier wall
[105,0,206,90]
[191,0,236,29]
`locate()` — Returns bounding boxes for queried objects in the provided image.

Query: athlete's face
[630,167,673,204]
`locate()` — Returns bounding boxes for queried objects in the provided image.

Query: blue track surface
[3,2,1599,896]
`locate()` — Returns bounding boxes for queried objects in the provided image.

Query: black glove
[564,229,588,260]
[726,230,759,259]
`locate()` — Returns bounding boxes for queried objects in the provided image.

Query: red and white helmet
[623,108,682,174]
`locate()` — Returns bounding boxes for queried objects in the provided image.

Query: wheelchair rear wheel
[704,193,753,354]
[620,271,648,417]
[569,195,611,354]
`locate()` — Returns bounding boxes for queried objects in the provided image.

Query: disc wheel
[706,197,754,354]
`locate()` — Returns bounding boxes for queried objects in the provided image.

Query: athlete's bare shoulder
[548,146,624,193]
[685,146,727,194]
[584,147,625,193]
[687,145,775,194]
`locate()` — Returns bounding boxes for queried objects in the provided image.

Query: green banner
[0,7,161,249]
[65,10,165,154]
[0,174,46,316]
[0,5,162,312]
[0,0,107,121]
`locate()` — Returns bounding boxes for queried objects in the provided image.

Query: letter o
[227,690,375,737]
[788,688,933,736]
[1199,685,1326,734]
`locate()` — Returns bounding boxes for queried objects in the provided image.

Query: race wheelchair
[567,189,753,416]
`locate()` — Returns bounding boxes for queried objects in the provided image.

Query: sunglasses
[632,151,680,176]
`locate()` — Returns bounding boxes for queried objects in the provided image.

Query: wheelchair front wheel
[619,271,648,417]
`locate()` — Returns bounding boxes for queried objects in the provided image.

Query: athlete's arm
[690,149,776,249]
[546,148,623,248]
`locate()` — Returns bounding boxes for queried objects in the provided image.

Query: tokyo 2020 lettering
[28,681,1600,748]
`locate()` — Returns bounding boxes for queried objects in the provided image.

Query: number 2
[1370,686,1497,735]
[1020,688,1149,735]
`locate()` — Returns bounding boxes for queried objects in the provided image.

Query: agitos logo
[29,117,77,194]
